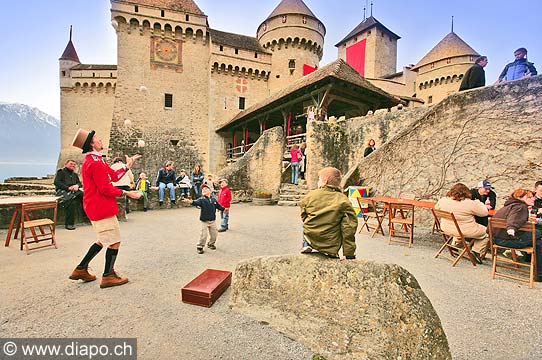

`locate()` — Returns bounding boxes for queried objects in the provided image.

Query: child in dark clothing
[181,184,224,254]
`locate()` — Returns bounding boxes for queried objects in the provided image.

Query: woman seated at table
[491,189,542,282]
[434,183,489,263]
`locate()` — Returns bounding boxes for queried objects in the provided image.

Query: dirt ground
[1,203,541,359]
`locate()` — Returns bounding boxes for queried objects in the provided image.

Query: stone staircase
[277,180,309,206]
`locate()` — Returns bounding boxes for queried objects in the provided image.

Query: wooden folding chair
[388,202,414,247]
[489,218,536,288]
[356,197,385,237]
[19,201,58,255]
[431,209,477,267]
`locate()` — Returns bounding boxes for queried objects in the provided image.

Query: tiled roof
[217,59,400,131]
[209,29,268,53]
[412,32,479,70]
[59,40,80,63]
[335,16,400,47]
[266,0,316,19]
[71,64,118,70]
[118,0,204,15]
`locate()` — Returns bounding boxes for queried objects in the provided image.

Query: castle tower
[59,26,80,89]
[257,0,326,93]
[411,31,479,104]
[335,16,400,79]
[109,0,211,173]
[57,28,117,168]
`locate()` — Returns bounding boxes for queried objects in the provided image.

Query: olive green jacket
[300,185,358,257]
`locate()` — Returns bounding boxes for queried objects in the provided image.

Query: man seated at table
[532,181,542,215]
[300,167,358,259]
[470,179,496,226]
[54,159,83,230]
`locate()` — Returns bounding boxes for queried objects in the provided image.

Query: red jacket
[218,186,232,208]
[81,152,127,221]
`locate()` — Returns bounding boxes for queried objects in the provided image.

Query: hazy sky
[1,0,540,119]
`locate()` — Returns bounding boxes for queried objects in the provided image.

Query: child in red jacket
[217,179,232,232]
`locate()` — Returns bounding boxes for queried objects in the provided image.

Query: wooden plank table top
[368,196,436,209]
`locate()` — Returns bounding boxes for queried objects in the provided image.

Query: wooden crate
[181,269,232,307]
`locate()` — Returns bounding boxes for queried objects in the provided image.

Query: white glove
[507,229,515,237]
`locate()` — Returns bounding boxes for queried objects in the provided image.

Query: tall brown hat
[72,129,95,153]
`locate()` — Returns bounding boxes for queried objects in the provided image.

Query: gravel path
[1,203,541,359]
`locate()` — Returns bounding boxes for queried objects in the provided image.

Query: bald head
[318,167,341,187]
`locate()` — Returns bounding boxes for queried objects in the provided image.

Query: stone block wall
[306,106,429,189]
[342,76,542,209]
[218,126,284,200]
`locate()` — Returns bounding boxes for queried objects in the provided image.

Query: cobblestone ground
[1,203,541,359]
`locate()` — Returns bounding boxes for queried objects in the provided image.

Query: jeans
[220,209,229,230]
[193,183,202,199]
[291,162,299,184]
[495,229,542,276]
[158,182,175,202]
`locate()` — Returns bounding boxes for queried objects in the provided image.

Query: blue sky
[1,0,540,119]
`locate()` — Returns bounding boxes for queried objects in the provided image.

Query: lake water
[0,162,57,182]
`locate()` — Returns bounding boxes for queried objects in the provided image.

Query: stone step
[0,189,56,197]
[277,200,300,207]
[281,184,308,191]
[279,188,309,195]
[279,194,305,201]
[0,183,55,191]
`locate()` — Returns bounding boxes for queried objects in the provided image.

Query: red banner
[346,39,366,76]
[303,64,317,76]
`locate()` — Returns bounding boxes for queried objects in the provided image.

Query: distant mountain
[0,102,60,162]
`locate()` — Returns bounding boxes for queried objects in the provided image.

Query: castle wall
[108,17,210,177]
[415,55,475,104]
[57,85,116,168]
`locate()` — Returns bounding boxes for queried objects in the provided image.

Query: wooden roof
[209,29,268,53]
[335,16,400,47]
[266,0,317,19]
[116,0,204,15]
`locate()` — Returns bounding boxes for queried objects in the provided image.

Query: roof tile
[412,32,479,70]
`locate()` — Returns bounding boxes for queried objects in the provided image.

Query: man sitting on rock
[300,167,358,259]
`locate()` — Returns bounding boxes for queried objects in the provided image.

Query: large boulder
[230,255,451,360]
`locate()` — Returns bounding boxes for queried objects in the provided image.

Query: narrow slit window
[165,93,173,108]
[161,10,165,17]
[239,97,246,110]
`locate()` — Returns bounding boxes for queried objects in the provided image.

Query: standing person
[191,163,204,199]
[434,183,490,263]
[496,47,537,83]
[364,139,376,157]
[470,179,497,226]
[68,129,142,288]
[491,189,542,282]
[459,56,488,91]
[300,167,358,259]
[111,156,135,214]
[175,169,192,198]
[54,159,83,230]
[217,178,232,232]
[204,173,216,198]
[156,160,176,206]
[135,172,151,211]
[290,144,302,185]
[299,142,307,180]
[181,184,224,254]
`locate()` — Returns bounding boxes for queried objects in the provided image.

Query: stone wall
[343,76,542,209]
[306,106,429,189]
[218,126,284,201]
[230,255,451,360]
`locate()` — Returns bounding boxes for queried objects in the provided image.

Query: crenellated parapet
[211,62,270,81]
[111,1,208,44]
[262,37,323,60]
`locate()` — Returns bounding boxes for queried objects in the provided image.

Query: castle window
[92,73,95,77]
[186,14,190,21]
[170,140,179,146]
[239,97,246,110]
[430,63,435,69]
[161,10,165,17]
[220,45,223,51]
[282,15,287,23]
[428,96,433,104]
[446,58,451,64]
[110,73,113,77]
[62,71,66,77]
[235,48,239,55]
[254,52,258,58]
[288,59,296,69]
[165,93,173,108]
[354,37,357,42]
[135,5,138,12]
[367,30,371,35]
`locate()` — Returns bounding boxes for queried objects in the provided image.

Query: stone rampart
[230,255,451,360]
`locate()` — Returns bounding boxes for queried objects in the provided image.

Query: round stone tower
[257,0,326,93]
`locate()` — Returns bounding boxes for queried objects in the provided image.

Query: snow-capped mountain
[0,102,60,162]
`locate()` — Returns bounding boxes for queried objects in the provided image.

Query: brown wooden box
[181,269,232,307]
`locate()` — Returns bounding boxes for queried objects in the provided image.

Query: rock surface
[230,254,451,360]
